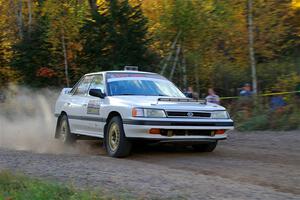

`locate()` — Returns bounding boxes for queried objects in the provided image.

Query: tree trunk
[16,0,23,39]
[169,44,181,80]
[27,0,32,35]
[295,46,300,75]
[160,31,181,75]
[247,0,258,94]
[194,65,200,98]
[182,57,187,90]
[61,33,70,87]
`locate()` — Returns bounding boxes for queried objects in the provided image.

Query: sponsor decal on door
[87,100,100,115]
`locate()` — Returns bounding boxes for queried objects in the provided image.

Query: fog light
[215,130,225,134]
[149,128,161,134]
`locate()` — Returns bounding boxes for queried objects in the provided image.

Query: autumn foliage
[0,0,299,97]
[36,67,56,78]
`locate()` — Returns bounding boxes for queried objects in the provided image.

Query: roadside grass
[231,101,300,131]
[0,171,109,200]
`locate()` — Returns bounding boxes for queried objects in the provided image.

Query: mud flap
[54,115,61,139]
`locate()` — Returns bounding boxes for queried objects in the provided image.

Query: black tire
[192,142,218,152]
[105,116,132,158]
[57,115,76,144]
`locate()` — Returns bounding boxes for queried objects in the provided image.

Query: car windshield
[107,75,185,97]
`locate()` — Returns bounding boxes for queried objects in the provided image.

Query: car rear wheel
[105,116,132,158]
[58,115,76,144]
[192,142,217,152]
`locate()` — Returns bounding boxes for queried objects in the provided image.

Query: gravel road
[0,131,299,200]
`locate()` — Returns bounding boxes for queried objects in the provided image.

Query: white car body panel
[54,71,234,141]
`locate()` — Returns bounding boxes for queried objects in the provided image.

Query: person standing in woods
[238,83,254,118]
[184,86,194,98]
[239,83,253,97]
[184,86,199,99]
[270,95,286,111]
[205,88,220,105]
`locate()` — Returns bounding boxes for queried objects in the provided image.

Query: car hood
[108,96,226,111]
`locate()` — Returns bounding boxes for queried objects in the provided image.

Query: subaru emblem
[187,112,193,117]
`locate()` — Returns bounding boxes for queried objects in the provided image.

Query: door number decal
[87,100,100,115]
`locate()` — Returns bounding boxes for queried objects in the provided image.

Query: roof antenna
[124,66,139,71]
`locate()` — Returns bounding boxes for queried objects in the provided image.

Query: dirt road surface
[0,131,299,200]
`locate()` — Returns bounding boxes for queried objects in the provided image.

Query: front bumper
[123,118,234,140]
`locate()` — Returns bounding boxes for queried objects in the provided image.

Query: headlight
[132,108,166,118]
[211,111,229,119]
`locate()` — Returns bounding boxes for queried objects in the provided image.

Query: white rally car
[54,68,234,157]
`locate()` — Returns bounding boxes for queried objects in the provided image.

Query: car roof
[85,70,157,76]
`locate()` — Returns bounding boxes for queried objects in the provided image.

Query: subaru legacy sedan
[54,68,234,157]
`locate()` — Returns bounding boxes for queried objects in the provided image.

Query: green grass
[231,101,300,131]
[0,171,109,200]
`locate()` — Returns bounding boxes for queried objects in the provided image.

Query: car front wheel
[105,116,132,158]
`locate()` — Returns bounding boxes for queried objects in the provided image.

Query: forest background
[1,0,300,130]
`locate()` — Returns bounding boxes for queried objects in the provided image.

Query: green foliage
[232,100,300,131]
[0,67,21,88]
[0,171,105,200]
[11,15,57,87]
[230,70,300,131]
[3,0,154,87]
[107,0,150,69]
[79,0,153,74]
[143,0,300,96]
[78,1,109,73]
[236,113,269,131]
[1,0,300,105]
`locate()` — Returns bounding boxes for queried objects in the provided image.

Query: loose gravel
[0,131,299,200]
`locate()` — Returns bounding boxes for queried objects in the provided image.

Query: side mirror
[89,89,106,99]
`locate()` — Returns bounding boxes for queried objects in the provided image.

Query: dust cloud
[0,86,77,154]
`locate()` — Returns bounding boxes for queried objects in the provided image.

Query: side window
[89,74,105,92]
[73,76,93,96]
[70,77,83,94]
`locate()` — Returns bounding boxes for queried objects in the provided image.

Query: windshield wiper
[114,93,168,96]
[157,94,168,96]
[116,93,139,95]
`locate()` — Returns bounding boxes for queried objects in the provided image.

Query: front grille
[160,129,214,136]
[166,111,211,118]
[192,112,211,117]
[167,112,189,117]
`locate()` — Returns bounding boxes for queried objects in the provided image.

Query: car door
[84,74,105,137]
[68,75,94,134]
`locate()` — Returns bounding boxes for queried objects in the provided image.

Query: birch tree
[27,0,32,35]
[42,0,88,86]
[247,0,257,94]
[16,0,23,39]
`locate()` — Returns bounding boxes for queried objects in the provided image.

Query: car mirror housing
[89,89,106,99]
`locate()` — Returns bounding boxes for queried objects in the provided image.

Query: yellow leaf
[292,0,300,9]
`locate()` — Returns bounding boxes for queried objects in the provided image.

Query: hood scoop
[157,98,207,105]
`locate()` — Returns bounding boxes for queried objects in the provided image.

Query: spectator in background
[184,86,194,99]
[238,83,253,118]
[270,95,286,111]
[184,86,200,99]
[205,88,220,105]
[239,83,253,97]
[270,90,287,111]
